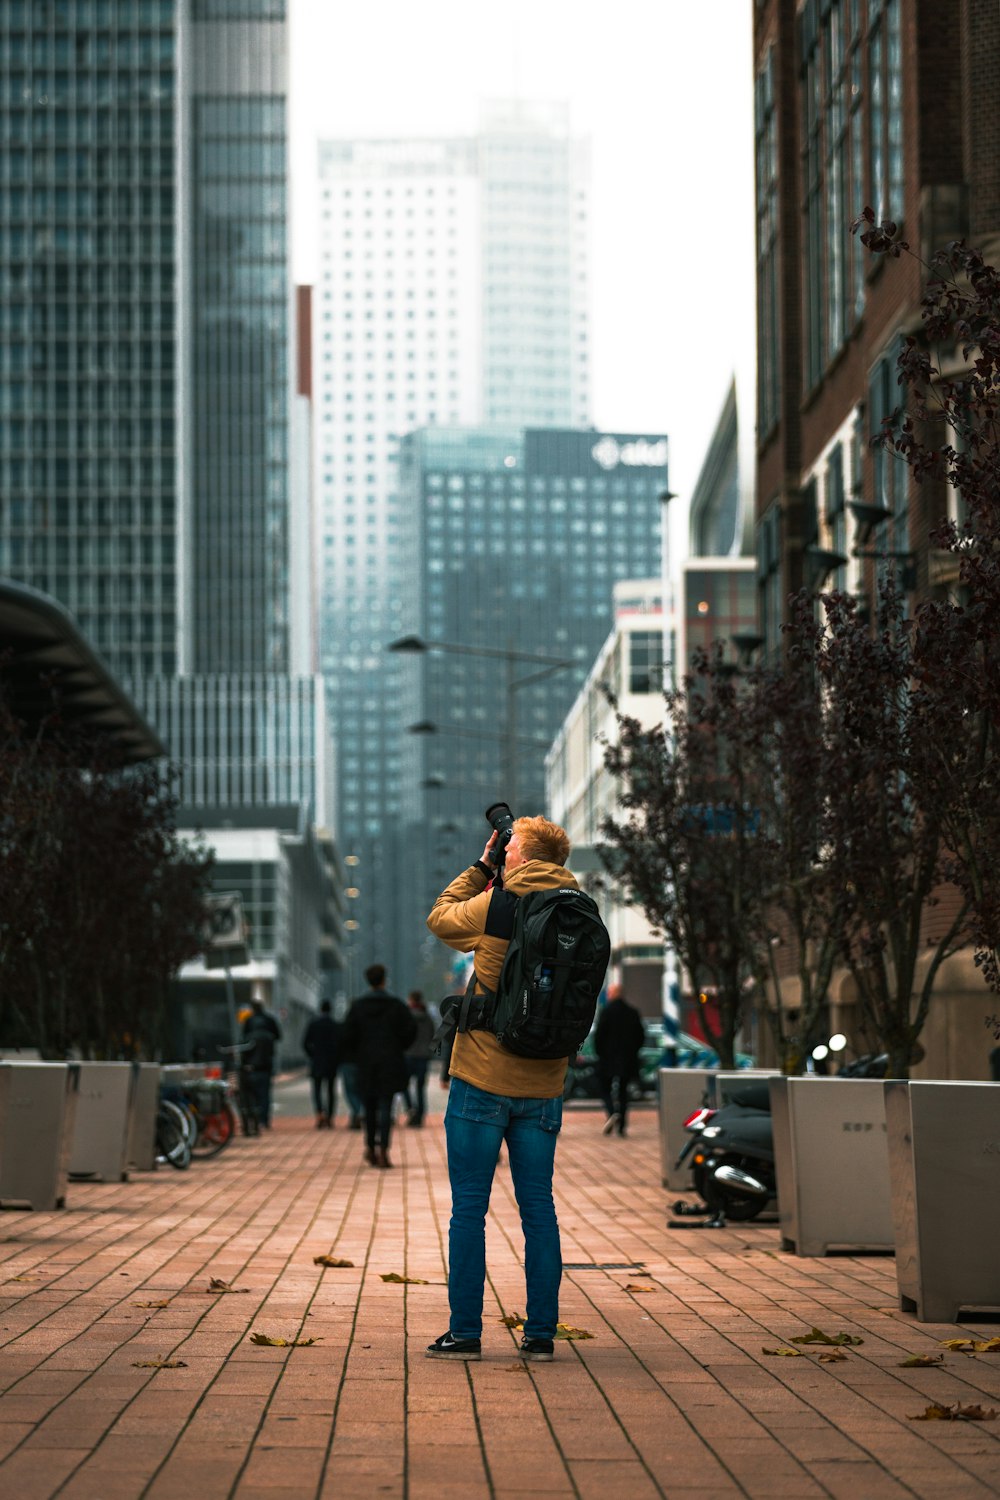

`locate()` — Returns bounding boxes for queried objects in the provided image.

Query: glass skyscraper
[0,0,179,679]
[316,105,590,990]
[396,425,667,988]
[0,1,338,1032]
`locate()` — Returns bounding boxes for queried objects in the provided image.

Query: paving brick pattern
[1,1098,999,1499]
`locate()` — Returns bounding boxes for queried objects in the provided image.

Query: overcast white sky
[289,0,756,509]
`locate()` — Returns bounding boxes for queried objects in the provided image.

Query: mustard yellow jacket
[427,858,579,1098]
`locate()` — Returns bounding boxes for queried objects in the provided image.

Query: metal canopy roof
[0,581,164,764]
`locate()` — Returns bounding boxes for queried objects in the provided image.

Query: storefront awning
[0,580,164,764]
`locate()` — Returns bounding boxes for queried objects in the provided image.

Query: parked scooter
[675,1079,775,1223]
[673,1054,890,1226]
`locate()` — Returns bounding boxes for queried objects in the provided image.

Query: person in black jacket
[593,982,645,1137]
[302,999,342,1129]
[404,991,436,1126]
[341,964,416,1167]
[241,997,282,1129]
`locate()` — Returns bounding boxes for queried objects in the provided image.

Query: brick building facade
[752,0,1000,1078]
[753,0,999,645]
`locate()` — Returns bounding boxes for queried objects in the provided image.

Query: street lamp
[389,634,574,806]
[656,489,682,1062]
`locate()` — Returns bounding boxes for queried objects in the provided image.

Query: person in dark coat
[341,963,416,1167]
[593,981,645,1137]
[404,991,436,1126]
[302,999,342,1129]
[241,996,282,1129]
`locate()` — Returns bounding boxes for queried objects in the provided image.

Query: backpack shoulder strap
[484,886,518,939]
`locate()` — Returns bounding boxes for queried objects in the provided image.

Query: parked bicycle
[155,1093,194,1171]
[186,1074,237,1158]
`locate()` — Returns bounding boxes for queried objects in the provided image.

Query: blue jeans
[444,1077,562,1342]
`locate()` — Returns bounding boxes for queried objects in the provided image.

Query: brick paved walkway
[1,1092,999,1500]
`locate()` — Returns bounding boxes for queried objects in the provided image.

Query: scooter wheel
[704,1177,767,1222]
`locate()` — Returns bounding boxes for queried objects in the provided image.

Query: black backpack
[458,886,611,1060]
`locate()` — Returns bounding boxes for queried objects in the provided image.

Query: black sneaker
[519,1336,554,1362]
[425,1331,481,1361]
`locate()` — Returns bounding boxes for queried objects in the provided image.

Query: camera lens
[484,801,515,848]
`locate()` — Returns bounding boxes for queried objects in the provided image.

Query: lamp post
[389,634,574,807]
[657,489,682,1064]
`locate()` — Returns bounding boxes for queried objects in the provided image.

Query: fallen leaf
[818,1349,849,1363]
[10,1274,39,1283]
[499,1312,524,1329]
[910,1403,998,1422]
[380,1272,429,1285]
[249,1333,320,1347]
[556,1324,593,1341]
[762,1347,803,1357]
[790,1327,863,1347]
[623,1284,656,1294]
[313,1255,354,1268]
[207,1278,249,1294]
[503,1362,530,1373]
[900,1354,945,1368]
[132,1300,170,1309]
[132,1358,187,1369]
[940,1337,1000,1353]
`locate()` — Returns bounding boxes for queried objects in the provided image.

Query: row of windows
[2,304,172,341]
[1,262,172,296]
[2,0,174,23]
[197,141,285,180]
[0,34,173,66]
[0,531,173,562]
[0,73,174,107]
[0,148,172,181]
[0,225,172,255]
[0,104,173,143]
[0,186,173,217]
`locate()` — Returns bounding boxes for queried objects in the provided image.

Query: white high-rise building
[316,102,590,985]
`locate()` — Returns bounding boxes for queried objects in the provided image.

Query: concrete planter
[770,1077,893,1257]
[69,1062,134,1182]
[657,1068,715,1190]
[125,1063,162,1173]
[0,1062,80,1210]
[885,1080,1000,1323]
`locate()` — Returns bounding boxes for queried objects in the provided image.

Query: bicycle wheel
[193,1100,237,1158]
[156,1098,193,1170]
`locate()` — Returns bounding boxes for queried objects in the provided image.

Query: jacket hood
[502,860,578,896]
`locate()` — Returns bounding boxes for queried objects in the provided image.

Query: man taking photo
[424,814,576,1364]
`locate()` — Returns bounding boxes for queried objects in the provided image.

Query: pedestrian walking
[341,964,416,1168]
[424,815,578,1363]
[241,996,282,1129]
[302,999,341,1128]
[404,991,436,1126]
[594,981,645,1137]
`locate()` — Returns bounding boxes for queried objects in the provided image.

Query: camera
[484,801,515,868]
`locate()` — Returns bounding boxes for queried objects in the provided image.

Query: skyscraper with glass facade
[395,425,667,989]
[0,0,338,1040]
[316,104,590,989]
[0,0,179,679]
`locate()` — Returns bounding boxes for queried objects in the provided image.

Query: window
[869,0,903,225]
[824,443,848,590]
[758,503,783,654]
[628,631,663,694]
[868,340,907,551]
[801,0,874,383]
[755,49,780,435]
